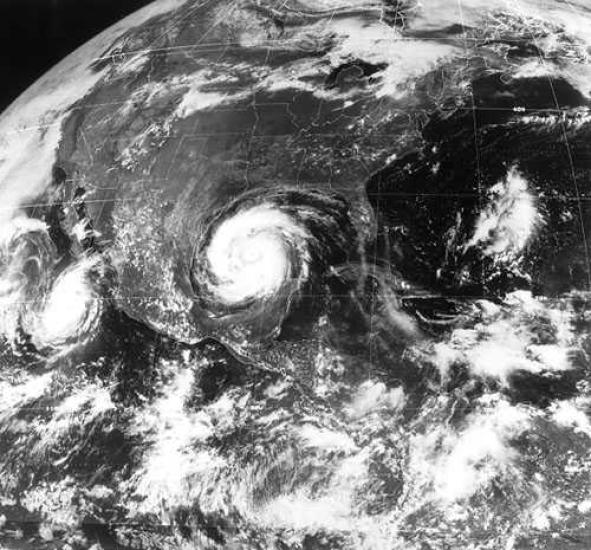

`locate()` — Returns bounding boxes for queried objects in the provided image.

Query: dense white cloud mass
[0,0,590,548]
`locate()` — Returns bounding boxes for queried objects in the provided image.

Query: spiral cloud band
[0,217,54,342]
[204,204,311,307]
[29,257,103,350]
[0,215,104,353]
[190,189,358,342]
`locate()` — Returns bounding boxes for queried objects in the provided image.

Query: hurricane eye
[236,240,264,265]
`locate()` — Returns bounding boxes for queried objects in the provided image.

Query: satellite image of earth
[1,0,591,548]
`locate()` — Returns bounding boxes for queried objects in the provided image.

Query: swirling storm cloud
[0,0,591,549]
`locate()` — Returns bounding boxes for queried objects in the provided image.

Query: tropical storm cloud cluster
[0,0,591,549]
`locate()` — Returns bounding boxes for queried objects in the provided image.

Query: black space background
[0,0,154,112]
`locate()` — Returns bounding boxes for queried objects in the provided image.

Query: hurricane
[189,189,358,344]
[0,0,590,549]
[0,217,54,344]
[201,204,310,306]
[28,257,104,350]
